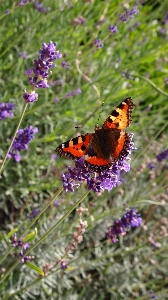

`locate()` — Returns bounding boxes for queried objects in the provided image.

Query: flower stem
[25,191,89,255]
[132,73,168,97]
[0,191,89,285]
[0,186,64,266]
[0,102,28,175]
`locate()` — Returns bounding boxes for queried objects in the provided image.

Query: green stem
[0,102,28,175]
[132,73,168,97]
[25,190,89,255]
[0,191,89,285]
[0,186,64,266]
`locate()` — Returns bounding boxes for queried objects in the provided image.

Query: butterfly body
[56,97,134,172]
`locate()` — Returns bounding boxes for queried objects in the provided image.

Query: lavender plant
[1,1,168,299]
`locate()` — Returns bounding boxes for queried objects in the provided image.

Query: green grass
[0,0,168,299]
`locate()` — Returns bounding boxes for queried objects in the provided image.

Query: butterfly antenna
[95,102,104,130]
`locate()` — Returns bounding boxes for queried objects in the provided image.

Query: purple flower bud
[66,88,82,99]
[120,14,129,23]
[27,208,39,219]
[95,39,104,48]
[157,148,168,162]
[18,51,27,59]
[53,97,60,103]
[109,25,118,33]
[23,89,38,103]
[23,242,29,251]
[62,60,70,69]
[4,9,10,14]
[51,154,57,160]
[8,126,38,161]
[0,102,15,120]
[107,208,142,243]
[35,2,51,13]
[131,6,139,15]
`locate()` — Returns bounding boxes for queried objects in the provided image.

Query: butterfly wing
[84,129,131,171]
[102,97,134,130]
[56,134,92,160]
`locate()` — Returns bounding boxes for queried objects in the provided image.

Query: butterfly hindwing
[84,130,131,170]
[102,97,134,130]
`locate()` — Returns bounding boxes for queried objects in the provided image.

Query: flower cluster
[61,134,134,193]
[18,51,27,59]
[66,88,82,98]
[8,126,38,162]
[11,233,34,263]
[95,39,104,49]
[19,0,34,6]
[0,102,15,120]
[27,208,39,220]
[156,148,168,162]
[35,2,51,13]
[120,6,139,23]
[72,15,86,26]
[24,41,62,103]
[109,25,118,34]
[149,290,156,299]
[62,60,70,69]
[106,208,142,243]
[49,79,63,86]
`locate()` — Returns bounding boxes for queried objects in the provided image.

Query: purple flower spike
[120,5,139,22]
[25,41,62,89]
[120,14,129,23]
[107,208,142,243]
[61,133,134,193]
[66,88,82,99]
[131,6,139,15]
[27,208,39,219]
[8,126,38,161]
[4,9,10,14]
[18,51,27,59]
[35,2,51,13]
[95,39,104,49]
[0,102,15,120]
[157,148,168,162]
[62,60,70,69]
[109,25,118,34]
[23,89,38,103]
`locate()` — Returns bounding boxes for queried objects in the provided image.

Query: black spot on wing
[118,102,125,109]
[82,136,86,142]
[72,137,79,145]
[64,141,70,148]
[111,110,119,117]
[81,144,86,151]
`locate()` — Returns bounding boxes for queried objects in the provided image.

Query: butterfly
[56,97,134,172]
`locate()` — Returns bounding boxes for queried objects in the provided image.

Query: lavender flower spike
[25,41,62,89]
[107,208,142,243]
[0,102,15,120]
[23,89,38,103]
[66,88,82,99]
[157,148,168,162]
[8,126,38,162]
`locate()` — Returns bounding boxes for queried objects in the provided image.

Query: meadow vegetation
[0,0,168,299]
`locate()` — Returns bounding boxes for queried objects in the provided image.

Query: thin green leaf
[25,262,44,276]
[7,228,18,239]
